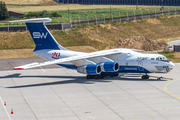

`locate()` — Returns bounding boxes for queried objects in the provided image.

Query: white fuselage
[11,18,175,77]
[33,48,175,74]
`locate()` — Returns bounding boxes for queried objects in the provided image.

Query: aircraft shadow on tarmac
[1,73,167,88]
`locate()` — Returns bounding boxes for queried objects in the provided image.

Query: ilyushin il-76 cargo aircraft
[8,18,175,79]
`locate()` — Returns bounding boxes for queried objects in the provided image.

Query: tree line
[0,1,9,20]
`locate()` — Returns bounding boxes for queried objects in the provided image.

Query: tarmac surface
[0,58,62,71]
[0,57,180,120]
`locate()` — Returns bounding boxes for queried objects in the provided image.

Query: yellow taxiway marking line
[149,113,157,116]
[164,78,180,99]
[133,78,180,120]
[132,117,141,120]
[164,109,172,112]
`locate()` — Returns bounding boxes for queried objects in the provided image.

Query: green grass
[1,9,180,61]
[53,30,102,48]
[158,51,180,62]
[1,6,180,27]
[2,14,180,51]
[38,6,180,23]
[158,51,175,59]
[158,51,172,54]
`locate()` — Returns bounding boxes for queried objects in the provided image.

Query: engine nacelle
[77,64,102,75]
[100,62,119,72]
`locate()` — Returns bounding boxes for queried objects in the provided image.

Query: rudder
[26,22,66,51]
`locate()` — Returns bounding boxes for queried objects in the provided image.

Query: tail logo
[33,32,48,39]
[52,52,61,59]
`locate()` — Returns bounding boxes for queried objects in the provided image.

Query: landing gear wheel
[110,74,119,77]
[95,75,104,79]
[157,77,163,80]
[141,75,149,79]
[86,75,95,79]
[86,75,104,79]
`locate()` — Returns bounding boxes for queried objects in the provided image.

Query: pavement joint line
[164,78,180,100]
[78,83,125,120]
[35,69,81,120]
[164,109,172,112]
[7,71,38,120]
[149,113,157,116]
[112,81,168,120]
[63,68,125,120]
[132,117,141,120]
[40,66,46,72]
[0,96,11,120]
[142,81,176,120]
[62,68,125,120]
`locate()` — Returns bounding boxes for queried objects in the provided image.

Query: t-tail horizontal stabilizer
[5,18,51,23]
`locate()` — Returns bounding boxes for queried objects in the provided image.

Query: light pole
[110,5,111,18]
[147,9,150,18]
[136,0,138,9]
[68,7,69,21]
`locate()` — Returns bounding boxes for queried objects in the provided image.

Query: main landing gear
[86,75,105,79]
[86,73,119,79]
[141,74,149,80]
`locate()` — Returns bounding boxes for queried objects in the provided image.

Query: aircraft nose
[169,62,175,69]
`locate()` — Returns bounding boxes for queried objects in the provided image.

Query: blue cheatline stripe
[57,64,151,74]
[119,66,151,73]
[26,23,60,51]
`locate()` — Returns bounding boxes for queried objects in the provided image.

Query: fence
[57,0,180,6]
[1,9,180,32]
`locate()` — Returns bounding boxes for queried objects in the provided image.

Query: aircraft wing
[14,49,123,70]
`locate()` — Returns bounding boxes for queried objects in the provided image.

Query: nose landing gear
[149,75,173,80]
[141,74,173,80]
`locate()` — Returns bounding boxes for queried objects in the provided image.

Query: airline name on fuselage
[137,57,149,61]
[124,68,137,70]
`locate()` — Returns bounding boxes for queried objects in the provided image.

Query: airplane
[7,18,175,79]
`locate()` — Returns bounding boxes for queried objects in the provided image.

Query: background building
[8,11,24,18]
[57,0,180,6]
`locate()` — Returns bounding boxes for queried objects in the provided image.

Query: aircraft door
[138,62,144,71]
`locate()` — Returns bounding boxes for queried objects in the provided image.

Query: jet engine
[100,62,119,72]
[77,64,102,75]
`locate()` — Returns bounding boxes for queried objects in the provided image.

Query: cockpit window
[156,56,170,62]
[151,58,155,60]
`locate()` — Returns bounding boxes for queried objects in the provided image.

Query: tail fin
[9,18,67,51]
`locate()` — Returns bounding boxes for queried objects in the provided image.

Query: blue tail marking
[26,23,65,51]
